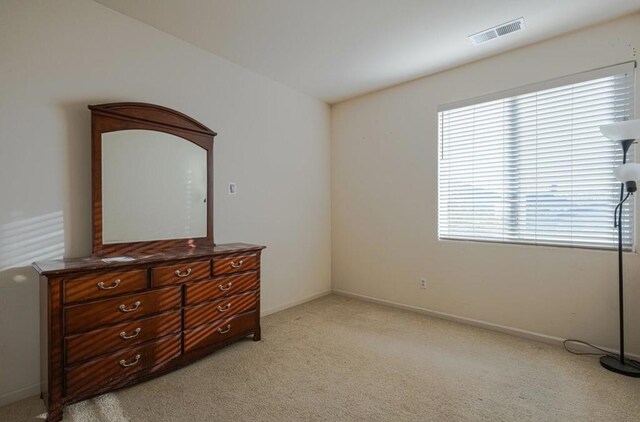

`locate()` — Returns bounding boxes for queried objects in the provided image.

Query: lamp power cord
[563,339,640,370]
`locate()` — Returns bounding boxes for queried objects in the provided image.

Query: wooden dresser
[32,102,263,421]
[35,243,264,421]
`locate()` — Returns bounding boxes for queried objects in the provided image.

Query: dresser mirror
[90,103,216,256]
[102,129,208,244]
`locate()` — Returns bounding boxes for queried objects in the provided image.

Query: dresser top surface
[33,242,265,276]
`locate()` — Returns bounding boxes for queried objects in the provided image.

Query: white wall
[0,0,331,405]
[332,14,640,354]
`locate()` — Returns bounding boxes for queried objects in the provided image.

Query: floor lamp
[599,119,640,377]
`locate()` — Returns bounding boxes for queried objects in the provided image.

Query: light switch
[228,183,237,195]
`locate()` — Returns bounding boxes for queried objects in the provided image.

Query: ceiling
[95,0,640,104]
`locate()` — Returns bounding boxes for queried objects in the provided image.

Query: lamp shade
[613,163,640,182]
[600,119,640,141]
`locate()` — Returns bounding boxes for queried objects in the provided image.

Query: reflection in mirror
[102,130,207,244]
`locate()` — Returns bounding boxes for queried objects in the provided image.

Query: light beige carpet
[1,294,639,421]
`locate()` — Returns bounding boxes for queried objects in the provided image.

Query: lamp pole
[617,140,632,365]
[599,142,640,377]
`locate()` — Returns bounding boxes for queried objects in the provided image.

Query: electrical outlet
[420,278,427,289]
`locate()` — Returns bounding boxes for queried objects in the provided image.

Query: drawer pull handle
[120,328,141,339]
[119,354,141,368]
[217,324,231,334]
[119,301,141,313]
[174,268,192,277]
[97,279,121,290]
[217,303,232,312]
[230,260,244,269]
[218,282,233,291]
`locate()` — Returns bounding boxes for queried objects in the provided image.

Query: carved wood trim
[88,103,216,137]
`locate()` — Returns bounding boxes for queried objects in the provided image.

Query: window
[438,63,635,250]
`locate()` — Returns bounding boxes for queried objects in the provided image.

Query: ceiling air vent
[469,17,526,45]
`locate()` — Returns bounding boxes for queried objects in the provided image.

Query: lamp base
[600,355,640,377]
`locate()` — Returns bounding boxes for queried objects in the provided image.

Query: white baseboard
[261,289,332,317]
[332,289,640,360]
[0,383,40,407]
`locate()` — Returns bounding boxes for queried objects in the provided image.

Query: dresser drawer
[184,311,256,353]
[65,286,181,334]
[65,334,180,396]
[184,291,257,330]
[151,260,211,287]
[64,269,147,303]
[65,310,181,365]
[213,254,258,276]
[185,271,258,305]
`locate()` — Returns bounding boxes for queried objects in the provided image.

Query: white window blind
[438,62,635,250]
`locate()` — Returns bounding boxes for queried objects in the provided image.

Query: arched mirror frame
[90,102,216,256]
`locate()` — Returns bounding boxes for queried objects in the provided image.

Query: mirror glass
[101,129,207,244]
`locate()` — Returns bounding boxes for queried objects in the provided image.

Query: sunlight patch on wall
[0,211,65,271]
